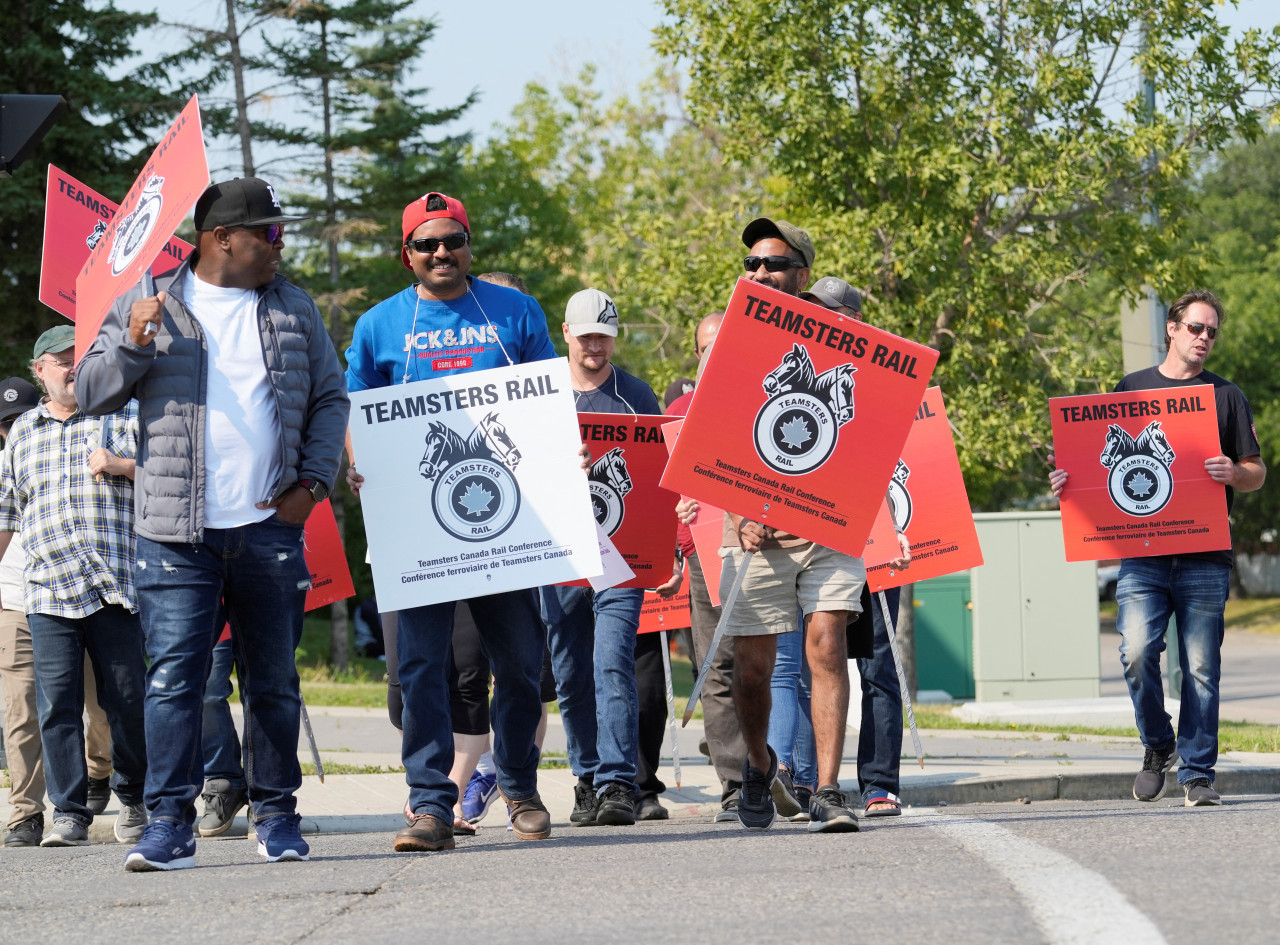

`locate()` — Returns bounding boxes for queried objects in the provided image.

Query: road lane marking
[923,813,1168,945]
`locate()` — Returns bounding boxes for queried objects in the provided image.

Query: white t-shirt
[186,271,283,529]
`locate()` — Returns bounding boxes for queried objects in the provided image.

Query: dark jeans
[29,605,148,824]
[542,584,643,792]
[1116,557,1229,783]
[201,636,245,789]
[135,518,307,827]
[635,630,668,798]
[398,590,544,824]
[857,587,902,797]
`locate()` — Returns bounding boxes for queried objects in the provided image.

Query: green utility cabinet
[969,511,1101,700]
[913,574,974,699]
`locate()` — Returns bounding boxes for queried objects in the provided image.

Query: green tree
[461,68,768,391]
[1183,132,1280,552]
[659,0,1280,507]
[0,0,183,376]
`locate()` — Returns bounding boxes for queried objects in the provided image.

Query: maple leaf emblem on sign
[779,416,811,450]
[1127,471,1154,498]
[458,481,494,516]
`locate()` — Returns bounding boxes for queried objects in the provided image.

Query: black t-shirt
[1114,366,1261,568]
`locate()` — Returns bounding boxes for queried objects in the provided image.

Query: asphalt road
[3,797,1277,945]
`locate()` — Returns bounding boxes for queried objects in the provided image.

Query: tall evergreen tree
[0,0,183,376]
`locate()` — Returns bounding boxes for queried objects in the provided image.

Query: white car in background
[1097,562,1121,601]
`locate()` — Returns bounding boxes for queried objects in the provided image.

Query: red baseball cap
[401,192,470,269]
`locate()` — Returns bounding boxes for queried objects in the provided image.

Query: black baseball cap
[0,377,40,424]
[194,178,310,231]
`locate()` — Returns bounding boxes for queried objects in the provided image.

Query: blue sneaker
[124,820,196,872]
[462,771,499,824]
[256,814,309,862]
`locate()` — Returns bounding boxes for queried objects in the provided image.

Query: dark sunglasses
[238,224,284,243]
[744,255,804,273]
[1182,321,1219,340]
[406,232,470,254]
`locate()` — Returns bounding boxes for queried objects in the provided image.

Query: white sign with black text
[349,359,602,610]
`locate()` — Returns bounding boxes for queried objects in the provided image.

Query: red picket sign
[303,499,357,610]
[661,417,725,606]
[637,563,691,634]
[863,387,983,591]
[40,165,193,321]
[660,279,937,557]
[1050,390,1229,561]
[75,95,208,359]
[564,413,679,589]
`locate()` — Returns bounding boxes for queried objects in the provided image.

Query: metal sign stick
[682,549,754,727]
[659,628,681,788]
[877,590,924,768]
[300,695,325,783]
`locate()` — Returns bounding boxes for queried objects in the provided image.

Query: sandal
[453,815,477,837]
[863,789,901,817]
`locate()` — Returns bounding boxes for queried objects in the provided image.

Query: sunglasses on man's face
[744,255,804,273]
[1182,321,1219,340]
[239,224,284,243]
[406,232,470,254]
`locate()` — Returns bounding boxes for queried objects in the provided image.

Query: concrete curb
[898,767,1280,806]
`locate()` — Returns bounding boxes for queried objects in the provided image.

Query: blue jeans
[29,605,148,825]
[1115,556,1229,784]
[135,518,307,827]
[768,625,816,788]
[857,587,902,796]
[202,636,245,788]
[398,589,544,824]
[542,584,642,792]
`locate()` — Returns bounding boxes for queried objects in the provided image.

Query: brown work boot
[393,812,455,852]
[503,791,552,840]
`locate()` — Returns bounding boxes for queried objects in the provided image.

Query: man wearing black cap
[345,191,558,852]
[0,330,148,849]
[76,177,350,870]
[717,220,868,833]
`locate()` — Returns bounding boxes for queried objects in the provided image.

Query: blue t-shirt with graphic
[345,278,556,392]
[572,365,660,417]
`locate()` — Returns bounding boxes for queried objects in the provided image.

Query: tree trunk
[895,582,918,701]
[225,0,254,176]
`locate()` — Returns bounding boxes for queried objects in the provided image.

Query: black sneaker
[790,785,813,822]
[1183,778,1222,807]
[570,778,599,826]
[636,794,669,821]
[1133,745,1178,802]
[771,765,803,818]
[808,785,859,833]
[87,776,112,815]
[4,814,44,848]
[737,747,778,830]
[595,783,637,826]
[713,790,740,823]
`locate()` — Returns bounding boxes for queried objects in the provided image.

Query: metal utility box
[970,511,1101,700]
[913,573,974,699]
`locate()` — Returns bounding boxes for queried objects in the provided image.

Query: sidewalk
[7,627,1278,842]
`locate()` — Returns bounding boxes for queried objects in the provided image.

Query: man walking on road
[718,218,867,832]
[345,191,557,852]
[0,327,148,848]
[1051,288,1264,806]
[77,177,350,869]
[541,288,662,827]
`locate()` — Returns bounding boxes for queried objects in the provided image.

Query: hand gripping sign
[661,279,938,557]
[348,359,602,610]
[563,413,678,590]
[74,95,209,359]
[40,166,194,321]
[1049,389,1230,561]
[862,387,984,591]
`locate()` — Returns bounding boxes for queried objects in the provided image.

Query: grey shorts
[717,543,865,636]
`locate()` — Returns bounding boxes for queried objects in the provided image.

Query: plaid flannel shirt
[0,401,139,618]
